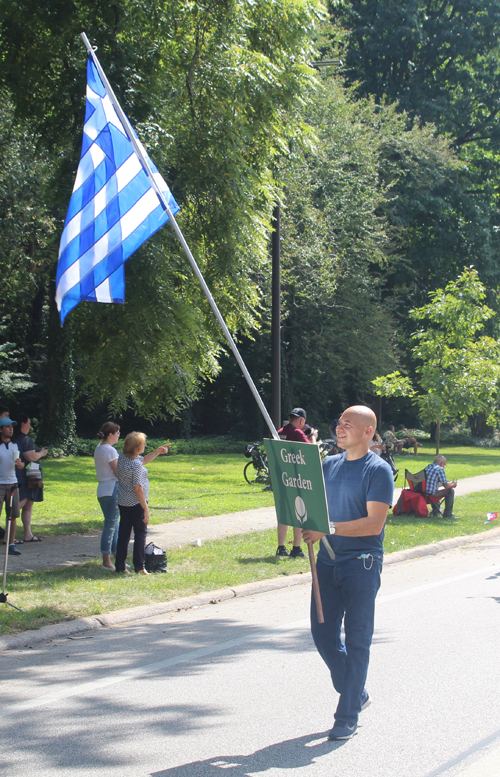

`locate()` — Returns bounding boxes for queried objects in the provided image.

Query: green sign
[264,439,330,533]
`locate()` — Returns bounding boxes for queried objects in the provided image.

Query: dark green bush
[47,435,252,458]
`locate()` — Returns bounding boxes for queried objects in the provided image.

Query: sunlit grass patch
[0,528,307,635]
[29,454,275,536]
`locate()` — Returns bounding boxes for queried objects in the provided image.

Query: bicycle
[243,443,271,490]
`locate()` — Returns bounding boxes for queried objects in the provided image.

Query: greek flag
[56,57,180,324]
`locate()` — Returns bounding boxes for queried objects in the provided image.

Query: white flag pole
[81,33,279,440]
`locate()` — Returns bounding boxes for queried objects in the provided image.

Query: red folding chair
[405,469,444,516]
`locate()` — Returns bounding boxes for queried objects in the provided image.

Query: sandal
[24,536,42,543]
[3,538,23,545]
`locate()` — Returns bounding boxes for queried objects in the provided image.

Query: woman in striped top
[115,432,170,574]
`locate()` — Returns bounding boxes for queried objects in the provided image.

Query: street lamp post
[271,203,281,432]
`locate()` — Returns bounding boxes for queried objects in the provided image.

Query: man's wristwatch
[329,522,336,534]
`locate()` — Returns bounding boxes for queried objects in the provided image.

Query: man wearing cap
[0,418,25,555]
[275,408,311,558]
[302,405,393,741]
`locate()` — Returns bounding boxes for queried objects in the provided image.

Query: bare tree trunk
[435,418,441,455]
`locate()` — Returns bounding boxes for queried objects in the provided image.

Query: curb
[1,526,499,651]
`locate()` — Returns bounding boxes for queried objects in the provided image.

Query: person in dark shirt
[302,406,393,741]
[275,408,311,558]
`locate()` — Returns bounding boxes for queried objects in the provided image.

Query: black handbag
[144,542,167,573]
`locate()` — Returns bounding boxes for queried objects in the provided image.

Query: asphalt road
[1,535,499,777]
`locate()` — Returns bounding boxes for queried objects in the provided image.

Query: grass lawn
[392,442,500,488]
[385,488,499,549]
[29,453,275,537]
[0,528,308,635]
[22,443,500,537]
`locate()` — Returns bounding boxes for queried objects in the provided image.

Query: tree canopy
[2,3,500,441]
[373,269,500,451]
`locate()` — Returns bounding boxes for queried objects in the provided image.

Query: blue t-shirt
[318,451,394,565]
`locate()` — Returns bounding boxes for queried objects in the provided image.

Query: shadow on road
[151,730,348,777]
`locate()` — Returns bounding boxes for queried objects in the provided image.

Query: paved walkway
[4,470,500,574]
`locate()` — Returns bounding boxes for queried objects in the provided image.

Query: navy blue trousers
[311,556,382,726]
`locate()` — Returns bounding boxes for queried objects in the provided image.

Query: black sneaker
[276,546,289,557]
[289,547,306,559]
[8,544,21,556]
[328,722,357,741]
[360,690,371,711]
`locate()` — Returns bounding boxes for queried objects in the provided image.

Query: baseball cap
[289,408,306,420]
[0,418,16,426]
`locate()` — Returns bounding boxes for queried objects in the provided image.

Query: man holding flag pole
[302,406,393,741]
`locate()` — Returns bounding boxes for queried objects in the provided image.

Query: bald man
[302,406,394,741]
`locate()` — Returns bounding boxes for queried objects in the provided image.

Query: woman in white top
[94,422,120,570]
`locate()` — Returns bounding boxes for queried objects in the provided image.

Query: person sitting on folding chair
[424,455,457,518]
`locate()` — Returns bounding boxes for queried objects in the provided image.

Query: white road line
[0,632,288,719]
[379,563,499,603]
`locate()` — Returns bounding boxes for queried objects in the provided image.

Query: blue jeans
[311,556,382,726]
[98,483,119,555]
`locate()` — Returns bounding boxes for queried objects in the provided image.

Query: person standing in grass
[94,422,121,571]
[0,418,25,554]
[14,415,48,543]
[276,407,311,559]
[115,432,170,575]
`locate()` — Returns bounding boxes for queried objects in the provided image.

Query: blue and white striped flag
[56,57,180,324]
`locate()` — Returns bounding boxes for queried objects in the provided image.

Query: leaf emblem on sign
[295,496,307,524]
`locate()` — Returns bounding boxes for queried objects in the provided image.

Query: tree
[372,268,500,452]
[329,0,500,297]
[0,0,324,434]
[277,76,397,420]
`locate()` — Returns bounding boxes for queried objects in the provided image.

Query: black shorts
[0,484,20,519]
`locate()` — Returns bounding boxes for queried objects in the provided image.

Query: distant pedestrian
[384,425,404,455]
[115,432,170,575]
[14,415,48,543]
[94,422,121,570]
[0,418,25,554]
[276,408,310,558]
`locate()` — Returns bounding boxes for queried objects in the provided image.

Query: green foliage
[330,0,500,295]
[374,268,500,450]
[36,305,77,454]
[278,77,398,415]
[0,100,56,311]
[60,435,251,458]
[372,371,415,399]
[0,0,325,424]
[0,321,35,398]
